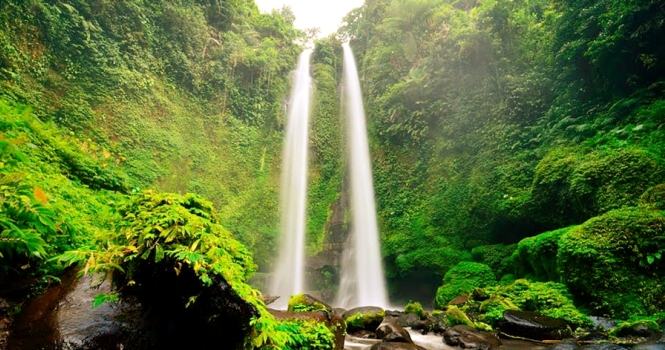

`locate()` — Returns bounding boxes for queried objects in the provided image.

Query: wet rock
[288,293,333,312]
[397,313,421,328]
[370,343,426,350]
[610,320,661,338]
[443,325,501,350]
[577,331,608,341]
[343,306,385,332]
[632,343,665,350]
[333,307,347,315]
[261,295,279,306]
[376,323,413,343]
[590,316,617,331]
[430,312,448,334]
[498,310,571,340]
[386,310,403,317]
[549,340,580,350]
[450,295,470,305]
[581,344,627,350]
[411,319,432,335]
[9,271,155,350]
[10,266,259,350]
[350,329,377,339]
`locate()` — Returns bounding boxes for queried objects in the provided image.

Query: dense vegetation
[323,0,665,319]
[1,0,664,345]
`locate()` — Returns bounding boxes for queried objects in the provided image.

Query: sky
[254,0,365,36]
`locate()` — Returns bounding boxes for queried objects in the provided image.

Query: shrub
[558,208,665,317]
[435,262,496,309]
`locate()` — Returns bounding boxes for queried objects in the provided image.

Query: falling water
[270,50,313,309]
[336,43,389,309]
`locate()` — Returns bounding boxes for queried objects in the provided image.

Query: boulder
[609,320,661,338]
[370,343,426,350]
[376,323,413,343]
[443,325,501,350]
[343,306,386,332]
[288,293,333,313]
[8,271,155,350]
[633,343,665,350]
[397,313,421,328]
[581,344,627,350]
[429,311,448,334]
[9,267,259,350]
[411,319,432,335]
[498,310,571,340]
[550,340,581,350]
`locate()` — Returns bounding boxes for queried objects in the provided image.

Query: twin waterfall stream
[271,44,389,310]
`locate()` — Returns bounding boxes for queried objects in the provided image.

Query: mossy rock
[482,280,591,327]
[287,293,333,313]
[404,300,426,319]
[478,295,520,325]
[609,319,661,338]
[640,184,665,210]
[342,306,385,332]
[445,305,474,327]
[508,226,576,281]
[435,262,497,309]
[558,208,665,317]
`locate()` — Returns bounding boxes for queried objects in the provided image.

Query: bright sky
[255,0,365,36]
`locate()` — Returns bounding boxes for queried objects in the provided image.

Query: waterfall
[270,50,313,309]
[336,43,389,309]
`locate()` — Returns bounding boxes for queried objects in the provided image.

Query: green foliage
[531,147,665,228]
[0,172,52,262]
[274,320,335,350]
[640,184,665,211]
[509,226,576,281]
[558,208,665,317]
[471,244,516,276]
[0,99,120,279]
[404,300,426,319]
[435,262,496,308]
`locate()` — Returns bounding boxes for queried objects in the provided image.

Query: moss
[445,305,474,327]
[435,262,497,309]
[609,319,661,338]
[531,148,665,228]
[471,244,517,276]
[640,184,665,210]
[287,294,332,313]
[404,300,426,319]
[509,226,576,281]
[343,308,386,332]
[558,208,665,317]
[478,295,520,325]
